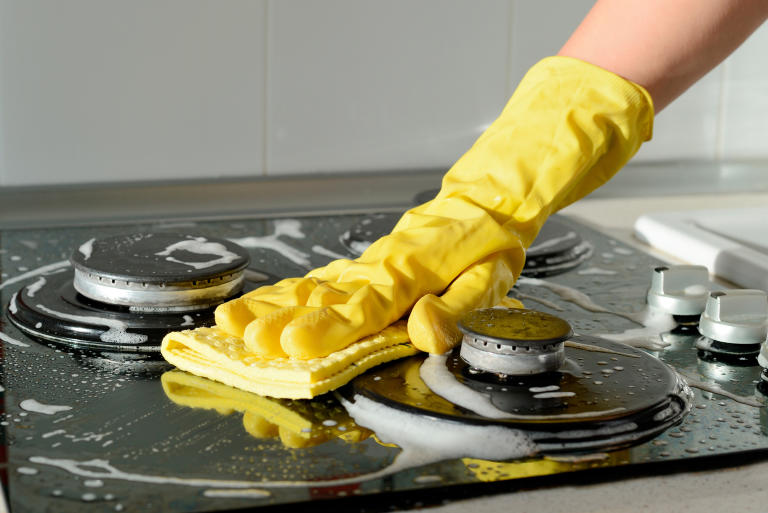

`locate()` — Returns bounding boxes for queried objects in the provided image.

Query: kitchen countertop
[417,191,768,513]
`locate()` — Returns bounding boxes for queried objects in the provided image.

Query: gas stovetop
[1,211,767,513]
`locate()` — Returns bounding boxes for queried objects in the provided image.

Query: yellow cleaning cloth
[160,321,417,399]
[161,370,372,447]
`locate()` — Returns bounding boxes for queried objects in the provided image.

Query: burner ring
[73,269,245,312]
[458,308,572,376]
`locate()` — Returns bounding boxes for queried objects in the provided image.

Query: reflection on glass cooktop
[1,213,766,512]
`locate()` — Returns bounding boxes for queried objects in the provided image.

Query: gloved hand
[216,56,654,359]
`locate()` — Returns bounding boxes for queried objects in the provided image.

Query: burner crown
[457,308,572,376]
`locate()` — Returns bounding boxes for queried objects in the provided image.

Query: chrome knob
[698,290,768,344]
[646,265,709,315]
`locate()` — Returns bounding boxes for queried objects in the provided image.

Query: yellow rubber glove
[216,56,653,358]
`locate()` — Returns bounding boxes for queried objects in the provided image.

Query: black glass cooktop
[1,213,767,513]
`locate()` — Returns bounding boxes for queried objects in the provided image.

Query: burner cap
[458,308,572,376]
[71,233,250,311]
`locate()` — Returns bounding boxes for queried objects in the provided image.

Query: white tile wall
[0,0,766,187]
[266,0,510,175]
[0,0,267,186]
[721,23,768,160]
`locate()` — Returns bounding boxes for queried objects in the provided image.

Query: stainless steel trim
[459,339,565,375]
[73,269,244,310]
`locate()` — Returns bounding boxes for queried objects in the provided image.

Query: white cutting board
[634,206,768,290]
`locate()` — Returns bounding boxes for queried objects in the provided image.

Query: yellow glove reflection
[216,56,653,359]
[161,370,371,449]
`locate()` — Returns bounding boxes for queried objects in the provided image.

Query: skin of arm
[558,0,768,112]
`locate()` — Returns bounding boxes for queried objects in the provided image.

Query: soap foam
[20,399,72,415]
[0,331,30,348]
[230,220,311,269]
[528,231,577,253]
[156,237,241,270]
[419,354,511,419]
[311,245,347,261]
[576,267,618,276]
[36,304,148,344]
[79,238,95,260]
[0,260,70,291]
[26,277,46,298]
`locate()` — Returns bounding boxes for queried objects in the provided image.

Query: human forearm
[558,0,768,111]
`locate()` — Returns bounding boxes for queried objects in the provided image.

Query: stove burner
[340,213,593,277]
[343,334,692,454]
[458,308,571,376]
[6,233,274,355]
[71,233,250,311]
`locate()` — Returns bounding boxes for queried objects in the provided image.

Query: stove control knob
[758,343,768,370]
[698,290,768,344]
[647,265,709,315]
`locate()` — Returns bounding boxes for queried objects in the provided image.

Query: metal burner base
[344,335,692,454]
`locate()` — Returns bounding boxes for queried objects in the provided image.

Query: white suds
[26,277,46,298]
[230,220,311,268]
[156,237,241,270]
[20,399,72,415]
[181,315,195,327]
[0,331,30,347]
[613,247,634,255]
[342,394,538,462]
[679,373,763,408]
[0,260,70,291]
[36,304,148,344]
[596,307,676,351]
[517,277,643,324]
[84,479,104,487]
[312,245,347,261]
[419,355,510,419]
[349,240,372,254]
[414,475,443,484]
[533,391,575,399]
[8,292,18,314]
[79,238,95,260]
[42,429,66,439]
[529,385,560,393]
[203,489,271,499]
[565,341,640,359]
[17,467,38,475]
[244,269,269,282]
[511,291,564,311]
[577,267,618,276]
[528,231,577,253]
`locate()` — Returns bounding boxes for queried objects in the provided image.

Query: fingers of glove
[280,285,397,359]
[216,276,329,337]
[242,306,316,358]
[215,298,282,338]
[407,251,520,354]
[305,279,370,308]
